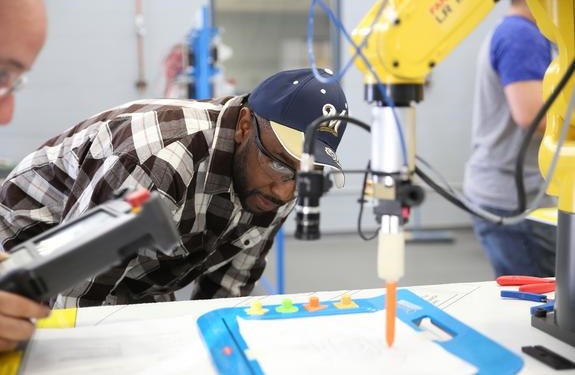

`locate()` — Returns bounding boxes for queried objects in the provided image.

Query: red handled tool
[496,275,556,294]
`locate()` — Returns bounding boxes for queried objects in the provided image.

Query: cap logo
[325,147,340,164]
[319,104,346,137]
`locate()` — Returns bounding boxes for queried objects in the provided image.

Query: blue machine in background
[186,5,219,99]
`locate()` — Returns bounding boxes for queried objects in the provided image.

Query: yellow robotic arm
[528,0,575,346]
[352,0,496,85]
[351,0,575,347]
[530,1,575,209]
[349,0,500,201]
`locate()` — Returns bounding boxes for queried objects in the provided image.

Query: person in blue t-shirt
[463,0,556,277]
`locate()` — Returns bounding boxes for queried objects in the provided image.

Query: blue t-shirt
[490,15,552,86]
[463,15,554,210]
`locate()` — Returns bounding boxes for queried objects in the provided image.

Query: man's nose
[0,94,15,125]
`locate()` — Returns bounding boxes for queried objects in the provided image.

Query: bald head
[0,0,47,70]
[0,0,46,124]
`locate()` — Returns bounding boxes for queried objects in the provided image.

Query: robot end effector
[293,107,426,242]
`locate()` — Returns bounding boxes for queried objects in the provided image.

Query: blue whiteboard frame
[197,289,523,375]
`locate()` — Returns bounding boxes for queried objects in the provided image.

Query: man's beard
[233,146,285,214]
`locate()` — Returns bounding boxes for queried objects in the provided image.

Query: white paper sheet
[238,310,477,374]
[21,315,217,375]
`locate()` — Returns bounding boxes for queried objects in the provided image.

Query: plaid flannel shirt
[0,96,294,307]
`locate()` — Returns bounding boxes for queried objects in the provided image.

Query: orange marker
[386,281,397,347]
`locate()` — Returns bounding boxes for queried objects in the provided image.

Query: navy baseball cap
[248,68,348,188]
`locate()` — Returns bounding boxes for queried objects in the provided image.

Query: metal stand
[531,210,575,347]
[532,313,575,347]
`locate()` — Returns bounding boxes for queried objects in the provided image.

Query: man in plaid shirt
[0,68,349,309]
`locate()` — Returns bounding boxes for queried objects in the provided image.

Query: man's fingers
[0,338,19,352]
[0,254,50,352]
[0,291,50,319]
[0,252,8,261]
[0,315,35,342]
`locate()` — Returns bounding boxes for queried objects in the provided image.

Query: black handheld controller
[0,189,180,301]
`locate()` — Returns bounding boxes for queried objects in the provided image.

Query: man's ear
[234,107,252,144]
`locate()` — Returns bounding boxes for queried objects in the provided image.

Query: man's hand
[0,253,50,351]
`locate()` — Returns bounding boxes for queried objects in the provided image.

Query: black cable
[415,162,510,224]
[515,56,575,213]
[415,166,475,216]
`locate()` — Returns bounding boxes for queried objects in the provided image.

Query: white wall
[1,1,508,234]
[214,10,332,93]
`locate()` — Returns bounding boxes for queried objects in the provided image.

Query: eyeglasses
[252,114,297,183]
[0,67,28,98]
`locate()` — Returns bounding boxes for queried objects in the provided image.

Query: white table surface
[25,281,575,374]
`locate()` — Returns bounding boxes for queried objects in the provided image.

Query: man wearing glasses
[0,0,51,352]
[0,68,348,310]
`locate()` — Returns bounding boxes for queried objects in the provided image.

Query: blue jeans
[471,205,556,277]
